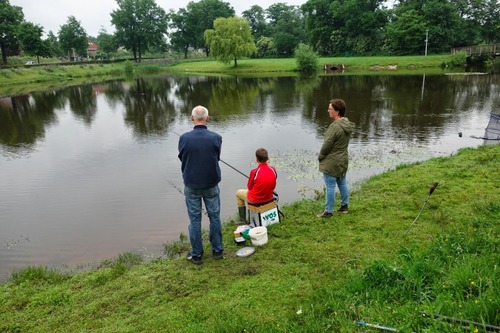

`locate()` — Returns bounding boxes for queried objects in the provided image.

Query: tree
[0,0,24,64]
[302,0,336,55]
[315,0,388,56]
[45,31,62,58]
[242,5,268,40]
[111,0,168,62]
[204,17,257,67]
[184,0,235,56]
[266,5,307,56]
[385,9,428,55]
[335,0,388,55]
[387,0,463,54]
[18,22,51,63]
[95,28,117,57]
[256,36,275,57]
[169,8,195,58]
[266,3,295,25]
[58,16,88,59]
[479,0,500,43]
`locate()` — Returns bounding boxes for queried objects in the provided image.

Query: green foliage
[267,4,307,56]
[58,16,88,58]
[45,31,62,57]
[0,0,24,64]
[11,266,68,285]
[446,52,467,67]
[204,17,257,67]
[385,9,427,55]
[163,233,191,258]
[481,0,500,43]
[100,252,144,269]
[302,0,335,55]
[334,0,388,55]
[242,5,268,40]
[111,0,168,63]
[294,43,319,73]
[255,36,275,58]
[170,0,235,58]
[18,22,52,61]
[95,28,117,56]
[123,60,134,73]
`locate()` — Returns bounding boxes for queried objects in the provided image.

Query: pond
[1,73,498,280]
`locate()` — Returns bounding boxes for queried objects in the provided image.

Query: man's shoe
[187,254,203,265]
[317,211,333,218]
[212,250,224,260]
[338,205,349,214]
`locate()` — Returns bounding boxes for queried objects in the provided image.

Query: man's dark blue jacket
[178,125,222,189]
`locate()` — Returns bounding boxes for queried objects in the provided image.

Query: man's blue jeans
[323,173,349,213]
[184,185,223,257]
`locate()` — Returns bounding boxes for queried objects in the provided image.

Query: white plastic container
[248,226,268,246]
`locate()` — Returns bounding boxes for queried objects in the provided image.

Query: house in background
[87,40,98,57]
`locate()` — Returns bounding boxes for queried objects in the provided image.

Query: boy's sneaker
[338,205,349,214]
[316,211,333,218]
[212,250,224,260]
[187,254,203,265]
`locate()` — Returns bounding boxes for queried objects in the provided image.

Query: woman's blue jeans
[184,185,223,257]
[323,173,349,213]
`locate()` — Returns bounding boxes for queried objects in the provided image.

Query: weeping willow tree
[204,17,257,67]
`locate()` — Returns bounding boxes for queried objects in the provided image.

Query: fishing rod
[171,129,280,203]
[171,130,249,179]
[405,182,439,234]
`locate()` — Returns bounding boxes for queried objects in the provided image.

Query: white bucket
[248,226,268,246]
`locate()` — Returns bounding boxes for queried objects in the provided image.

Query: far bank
[0,54,463,97]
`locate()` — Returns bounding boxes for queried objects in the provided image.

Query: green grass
[0,55,458,97]
[1,144,498,332]
[167,54,456,76]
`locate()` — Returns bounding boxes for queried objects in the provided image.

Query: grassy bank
[0,55,457,97]
[171,54,455,74]
[1,144,498,332]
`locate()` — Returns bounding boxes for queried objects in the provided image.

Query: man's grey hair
[192,105,209,120]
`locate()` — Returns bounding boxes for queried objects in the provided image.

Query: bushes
[294,43,319,74]
[446,51,467,67]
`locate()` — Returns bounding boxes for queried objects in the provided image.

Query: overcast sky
[10,0,307,37]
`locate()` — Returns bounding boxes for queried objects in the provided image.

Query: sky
[10,0,307,38]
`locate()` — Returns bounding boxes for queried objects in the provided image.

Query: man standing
[317,98,355,218]
[178,105,223,264]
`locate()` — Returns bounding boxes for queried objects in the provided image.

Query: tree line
[0,0,498,65]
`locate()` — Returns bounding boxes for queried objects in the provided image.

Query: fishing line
[168,179,208,215]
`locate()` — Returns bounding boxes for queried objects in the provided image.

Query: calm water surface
[1,73,498,280]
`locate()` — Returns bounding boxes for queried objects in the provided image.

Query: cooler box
[248,200,280,227]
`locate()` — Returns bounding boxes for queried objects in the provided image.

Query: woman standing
[317,98,355,218]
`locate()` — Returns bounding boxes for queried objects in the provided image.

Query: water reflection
[2,74,497,146]
[0,73,498,280]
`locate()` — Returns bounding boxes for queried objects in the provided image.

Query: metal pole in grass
[405,182,439,234]
[420,312,500,331]
[356,321,417,333]
[355,321,399,332]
